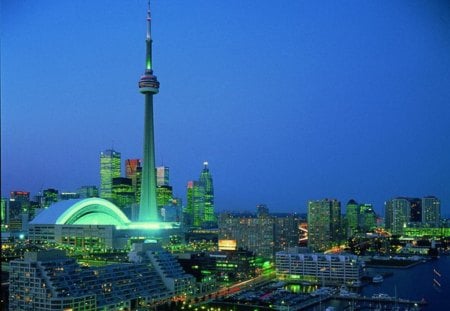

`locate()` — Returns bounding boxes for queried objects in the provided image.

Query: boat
[372,293,391,299]
[351,280,362,287]
[372,274,384,283]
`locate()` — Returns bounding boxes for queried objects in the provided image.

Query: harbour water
[361,255,449,310]
[318,255,450,311]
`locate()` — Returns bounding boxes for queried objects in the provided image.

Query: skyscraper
[307,199,341,252]
[345,199,360,237]
[100,149,121,200]
[156,166,169,186]
[138,2,160,222]
[198,162,215,224]
[384,197,411,235]
[422,196,440,226]
[184,162,216,228]
[125,159,142,203]
[185,181,204,227]
[8,191,30,230]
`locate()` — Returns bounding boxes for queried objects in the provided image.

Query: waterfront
[361,255,449,311]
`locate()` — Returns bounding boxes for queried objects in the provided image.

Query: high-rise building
[138,2,160,222]
[273,214,302,252]
[345,199,360,237]
[112,177,135,209]
[218,211,275,259]
[199,162,215,224]
[8,191,30,231]
[100,149,121,200]
[156,185,173,209]
[42,188,59,208]
[125,159,142,203]
[156,166,169,186]
[77,185,99,198]
[185,181,204,227]
[256,204,269,217]
[422,196,441,226]
[307,199,341,252]
[409,198,422,223]
[385,197,411,235]
[184,162,216,228]
[1,198,7,229]
[359,203,376,232]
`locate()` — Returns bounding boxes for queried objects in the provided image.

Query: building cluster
[9,242,196,311]
[183,162,216,228]
[99,149,182,222]
[217,205,306,259]
[1,154,217,235]
[385,196,441,235]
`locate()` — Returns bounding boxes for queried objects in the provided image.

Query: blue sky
[2,1,450,215]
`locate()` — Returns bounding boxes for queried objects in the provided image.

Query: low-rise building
[276,248,362,286]
[9,249,170,311]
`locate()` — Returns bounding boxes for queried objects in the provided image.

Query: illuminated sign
[218,239,237,251]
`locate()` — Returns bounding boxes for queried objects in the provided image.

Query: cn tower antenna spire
[146,0,151,41]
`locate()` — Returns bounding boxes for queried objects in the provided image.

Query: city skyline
[2,1,450,214]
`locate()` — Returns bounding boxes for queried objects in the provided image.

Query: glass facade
[307,199,341,252]
[100,149,121,201]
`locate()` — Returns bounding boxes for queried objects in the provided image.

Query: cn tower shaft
[138,2,160,222]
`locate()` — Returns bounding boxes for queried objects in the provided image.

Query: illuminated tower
[199,162,215,224]
[138,2,160,222]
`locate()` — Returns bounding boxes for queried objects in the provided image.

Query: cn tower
[138,1,160,222]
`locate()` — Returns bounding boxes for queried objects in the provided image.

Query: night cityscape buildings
[307,199,342,252]
[99,149,121,201]
[184,162,216,228]
[3,2,450,311]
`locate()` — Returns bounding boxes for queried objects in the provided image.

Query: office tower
[385,197,411,235]
[359,203,376,232]
[112,177,135,209]
[346,199,360,237]
[156,166,169,186]
[125,159,142,203]
[409,198,422,223]
[422,196,440,226]
[199,162,215,224]
[1,198,7,228]
[184,162,216,228]
[307,199,341,252]
[256,204,269,217]
[77,185,99,198]
[218,212,275,259]
[185,181,204,227]
[138,2,160,222]
[42,188,59,207]
[273,214,302,251]
[8,191,30,231]
[156,185,173,209]
[100,149,121,200]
